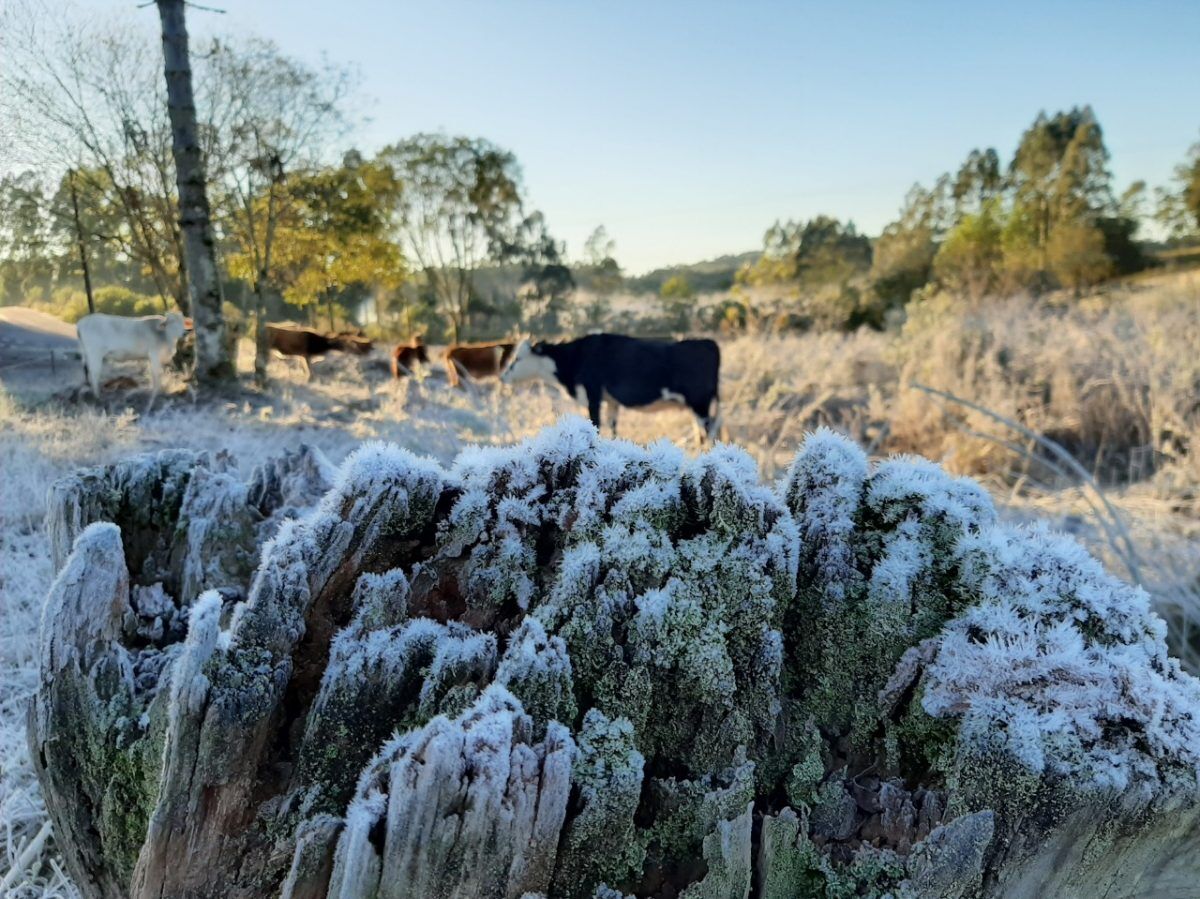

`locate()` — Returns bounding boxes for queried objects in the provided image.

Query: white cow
[76,311,191,403]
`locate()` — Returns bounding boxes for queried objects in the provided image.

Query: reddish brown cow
[390,335,429,378]
[443,341,516,387]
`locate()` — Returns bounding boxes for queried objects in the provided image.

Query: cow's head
[501,338,557,385]
[162,312,187,342]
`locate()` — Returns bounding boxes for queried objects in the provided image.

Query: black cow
[501,333,722,441]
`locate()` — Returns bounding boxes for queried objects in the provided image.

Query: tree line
[730,108,1200,331]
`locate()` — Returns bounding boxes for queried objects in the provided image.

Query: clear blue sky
[88,0,1200,272]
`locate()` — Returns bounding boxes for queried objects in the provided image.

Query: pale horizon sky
[72,0,1200,273]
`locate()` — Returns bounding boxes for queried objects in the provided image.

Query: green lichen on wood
[32,422,1200,899]
[677,802,753,898]
[644,754,755,878]
[780,440,995,760]
[784,723,825,808]
[757,808,828,899]
[495,617,577,739]
[72,671,165,884]
[552,710,648,898]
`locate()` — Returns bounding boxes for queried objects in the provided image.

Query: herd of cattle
[73,313,723,440]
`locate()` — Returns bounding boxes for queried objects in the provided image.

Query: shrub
[41,286,167,323]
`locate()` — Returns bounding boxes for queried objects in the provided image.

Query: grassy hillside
[623,250,760,295]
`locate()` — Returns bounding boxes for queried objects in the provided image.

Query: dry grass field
[2,271,1199,894]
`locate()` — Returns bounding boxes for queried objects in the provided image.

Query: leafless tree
[0,2,188,311]
[203,38,355,384]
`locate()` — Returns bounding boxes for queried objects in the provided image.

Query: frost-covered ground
[2,325,1199,893]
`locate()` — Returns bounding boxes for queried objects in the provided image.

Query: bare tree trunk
[155,0,234,387]
[254,283,270,387]
[253,170,281,388]
[173,247,189,314]
[67,169,96,315]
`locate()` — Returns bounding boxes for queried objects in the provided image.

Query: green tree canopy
[932,201,1004,300]
[740,215,872,289]
[872,106,1144,302]
[577,225,623,296]
[952,148,1003,216]
[0,172,58,304]
[236,155,404,310]
[1009,107,1113,261]
[869,178,953,306]
[507,210,574,330]
[1047,220,1111,296]
[660,274,694,300]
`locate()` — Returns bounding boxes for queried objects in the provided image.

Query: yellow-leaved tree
[270,157,405,332]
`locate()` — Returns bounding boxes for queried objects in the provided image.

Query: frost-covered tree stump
[29,421,1200,899]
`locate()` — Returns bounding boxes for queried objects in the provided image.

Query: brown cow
[390,335,429,378]
[267,324,373,379]
[443,341,516,387]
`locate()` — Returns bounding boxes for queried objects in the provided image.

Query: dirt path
[0,307,84,402]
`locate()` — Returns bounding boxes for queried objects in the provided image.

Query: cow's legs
[456,362,481,393]
[84,350,103,397]
[604,398,619,437]
[300,355,311,381]
[691,396,722,444]
[145,355,163,413]
[705,397,723,443]
[586,389,603,431]
[148,355,162,394]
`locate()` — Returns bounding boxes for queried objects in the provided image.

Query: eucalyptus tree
[1156,135,1200,239]
[379,135,531,342]
[1008,107,1113,271]
[0,171,58,304]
